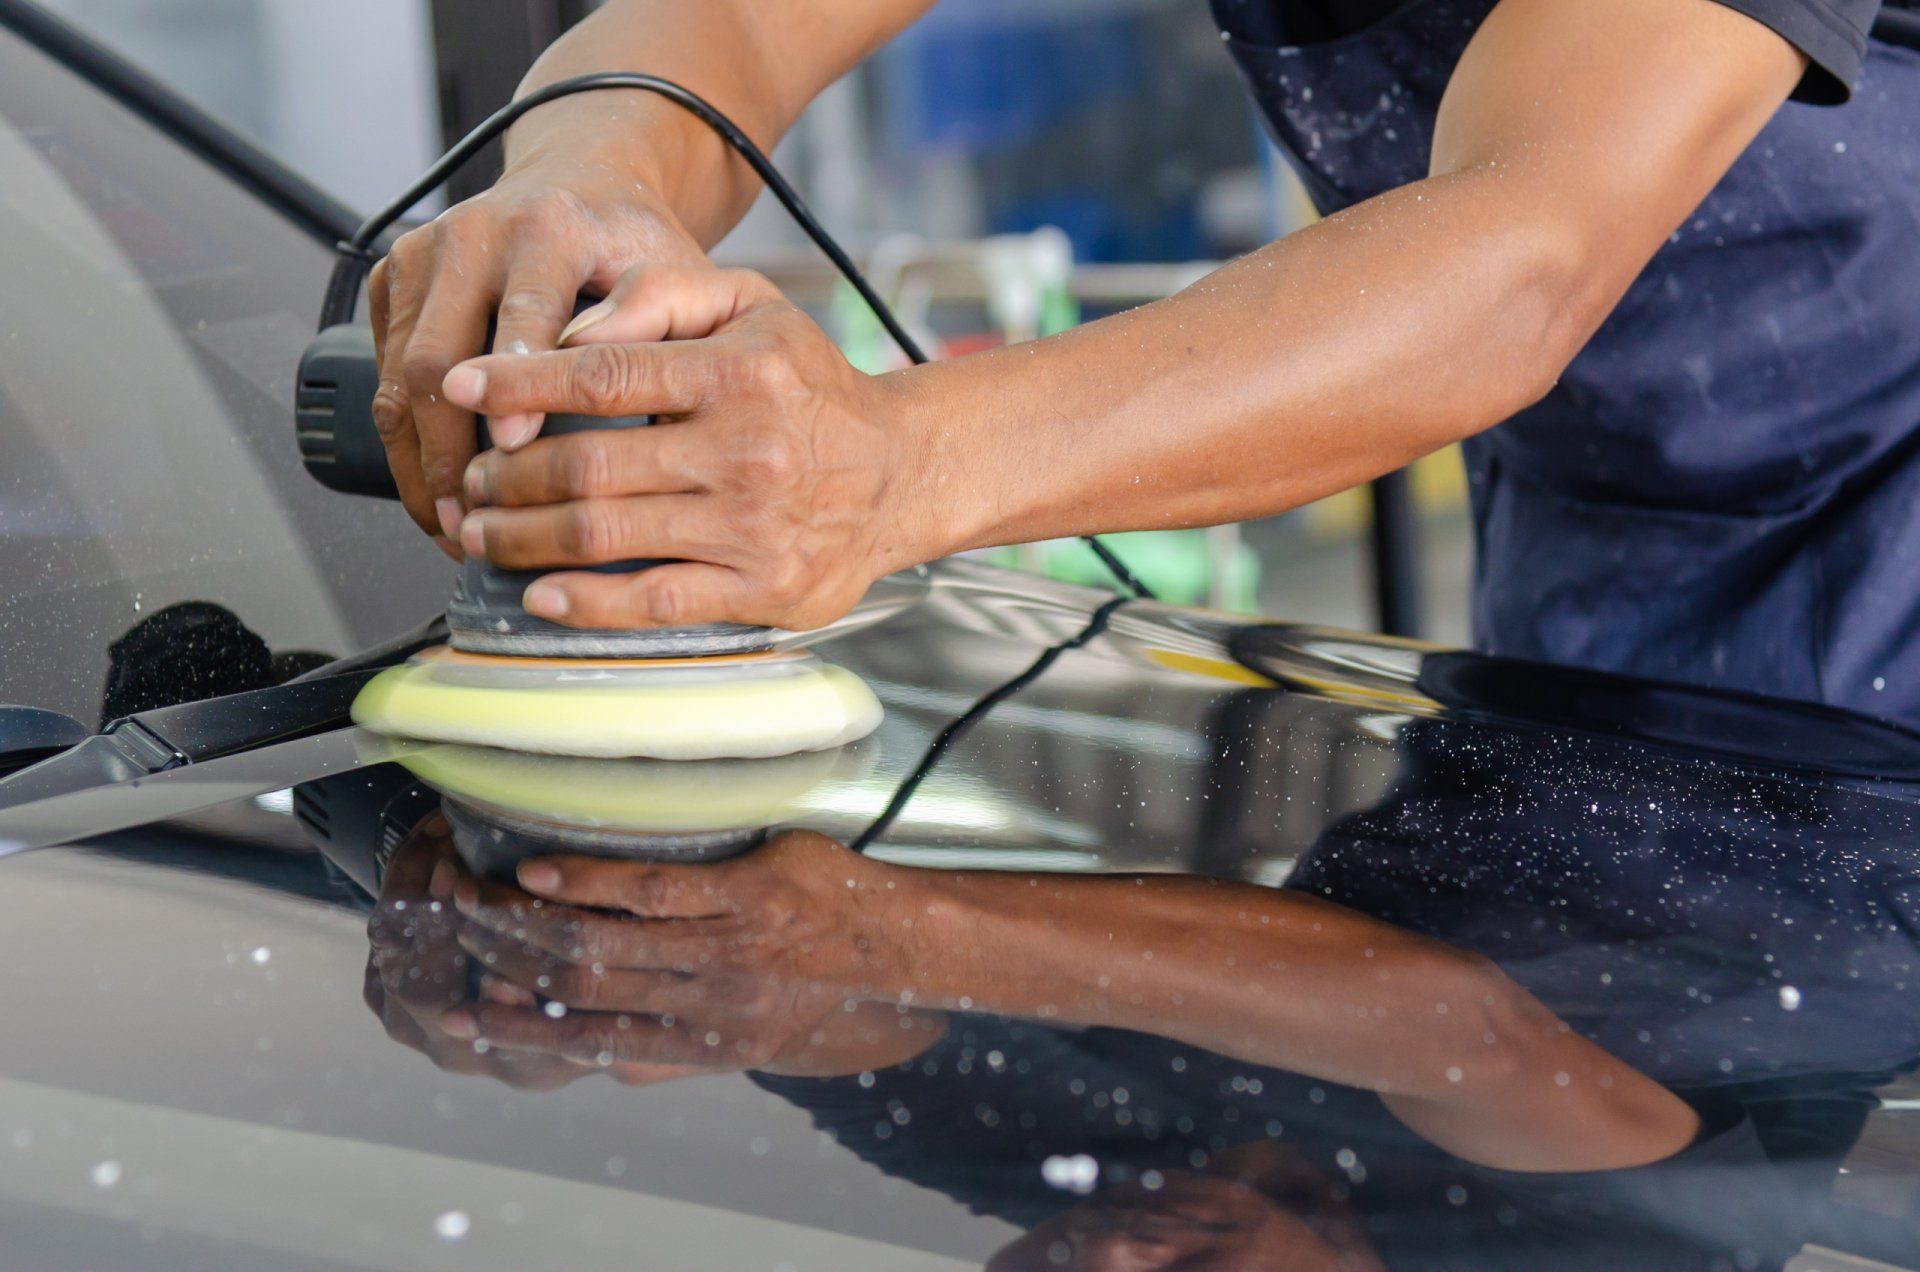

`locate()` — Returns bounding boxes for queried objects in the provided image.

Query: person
[367,0,1920,718]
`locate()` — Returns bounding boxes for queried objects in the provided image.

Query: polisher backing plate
[394,743,844,832]
[351,646,883,760]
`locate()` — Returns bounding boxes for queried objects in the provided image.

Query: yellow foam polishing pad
[394,743,845,832]
[351,647,883,760]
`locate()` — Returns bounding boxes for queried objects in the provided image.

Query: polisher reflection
[389,739,876,873]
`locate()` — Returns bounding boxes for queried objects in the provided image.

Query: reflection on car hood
[0,558,1916,1270]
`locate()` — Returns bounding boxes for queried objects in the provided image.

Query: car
[1,4,1917,1268]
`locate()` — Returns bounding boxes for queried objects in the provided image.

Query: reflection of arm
[886,871,1698,1173]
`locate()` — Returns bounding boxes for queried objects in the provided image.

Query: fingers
[369,255,441,540]
[516,562,761,630]
[559,266,776,348]
[488,257,586,450]
[405,275,492,536]
[455,925,703,1014]
[441,340,716,421]
[449,1003,770,1070]
[457,494,715,569]
[462,427,694,510]
[453,874,724,970]
[516,855,742,917]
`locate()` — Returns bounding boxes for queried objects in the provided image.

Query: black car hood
[0,560,1916,1269]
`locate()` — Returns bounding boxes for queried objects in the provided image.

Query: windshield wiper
[0,615,450,814]
[0,670,378,812]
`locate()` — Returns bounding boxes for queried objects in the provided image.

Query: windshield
[0,19,448,727]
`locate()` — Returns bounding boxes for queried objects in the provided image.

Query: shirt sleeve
[1709,0,1883,102]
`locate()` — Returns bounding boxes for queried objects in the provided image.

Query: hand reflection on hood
[364,816,944,1085]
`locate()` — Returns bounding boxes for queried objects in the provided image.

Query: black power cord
[321,71,1155,602]
[851,597,1126,853]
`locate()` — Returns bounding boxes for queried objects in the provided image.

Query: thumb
[560,266,776,347]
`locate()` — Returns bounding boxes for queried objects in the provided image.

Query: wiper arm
[0,614,450,814]
[0,670,378,812]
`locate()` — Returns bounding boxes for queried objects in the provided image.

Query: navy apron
[1210,0,1920,722]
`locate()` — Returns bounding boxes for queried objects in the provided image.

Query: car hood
[0,558,1917,1269]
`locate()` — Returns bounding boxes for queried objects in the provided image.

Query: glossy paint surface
[0,560,1916,1269]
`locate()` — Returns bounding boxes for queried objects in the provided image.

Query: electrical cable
[322,72,1155,601]
[850,597,1126,854]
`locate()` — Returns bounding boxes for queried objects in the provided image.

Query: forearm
[885,168,1603,559]
[880,868,1695,1171]
[507,0,930,247]
[883,0,1801,561]
[888,870,1544,1099]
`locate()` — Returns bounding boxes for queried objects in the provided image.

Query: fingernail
[480,975,537,1007]
[524,580,568,620]
[459,511,487,559]
[463,457,490,506]
[559,301,615,345]
[443,364,487,407]
[452,880,479,912]
[428,861,455,899]
[518,861,561,893]
[441,1010,478,1040]
[435,497,464,541]
[490,412,540,451]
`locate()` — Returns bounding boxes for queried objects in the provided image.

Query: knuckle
[726,429,800,489]
[567,345,632,413]
[740,342,803,396]
[386,226,431,268]
[369,390,411,442]
[618,874,669,913]
[640,578,691,627]
[561,502,620,560]
[496,289,553,324]
[400,348,456,393]
[553,966,598,1009]
[757,553,809,606]
[658,351,716,406]
[559,434,616,498]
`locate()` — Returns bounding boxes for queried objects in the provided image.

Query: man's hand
[368,168,708,554]
[441,267,941,633]
[364,818,669,1090]
[440,831,946,1077]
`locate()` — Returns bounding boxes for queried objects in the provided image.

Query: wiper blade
[0,707,90,777]
[0,670,378,812]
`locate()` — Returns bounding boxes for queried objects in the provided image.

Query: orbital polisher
[320,380,883,761]
[296,74,1145,762]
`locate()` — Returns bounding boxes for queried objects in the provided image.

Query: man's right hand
[367,163,709,553]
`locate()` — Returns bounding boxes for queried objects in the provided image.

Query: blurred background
[35,0,1472,642]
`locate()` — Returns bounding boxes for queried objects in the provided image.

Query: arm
[890,0,1809,545]
[505,0,935,248]
[368,0,933,554]
[451,833,1700,1174]
[441,0,1807,631]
